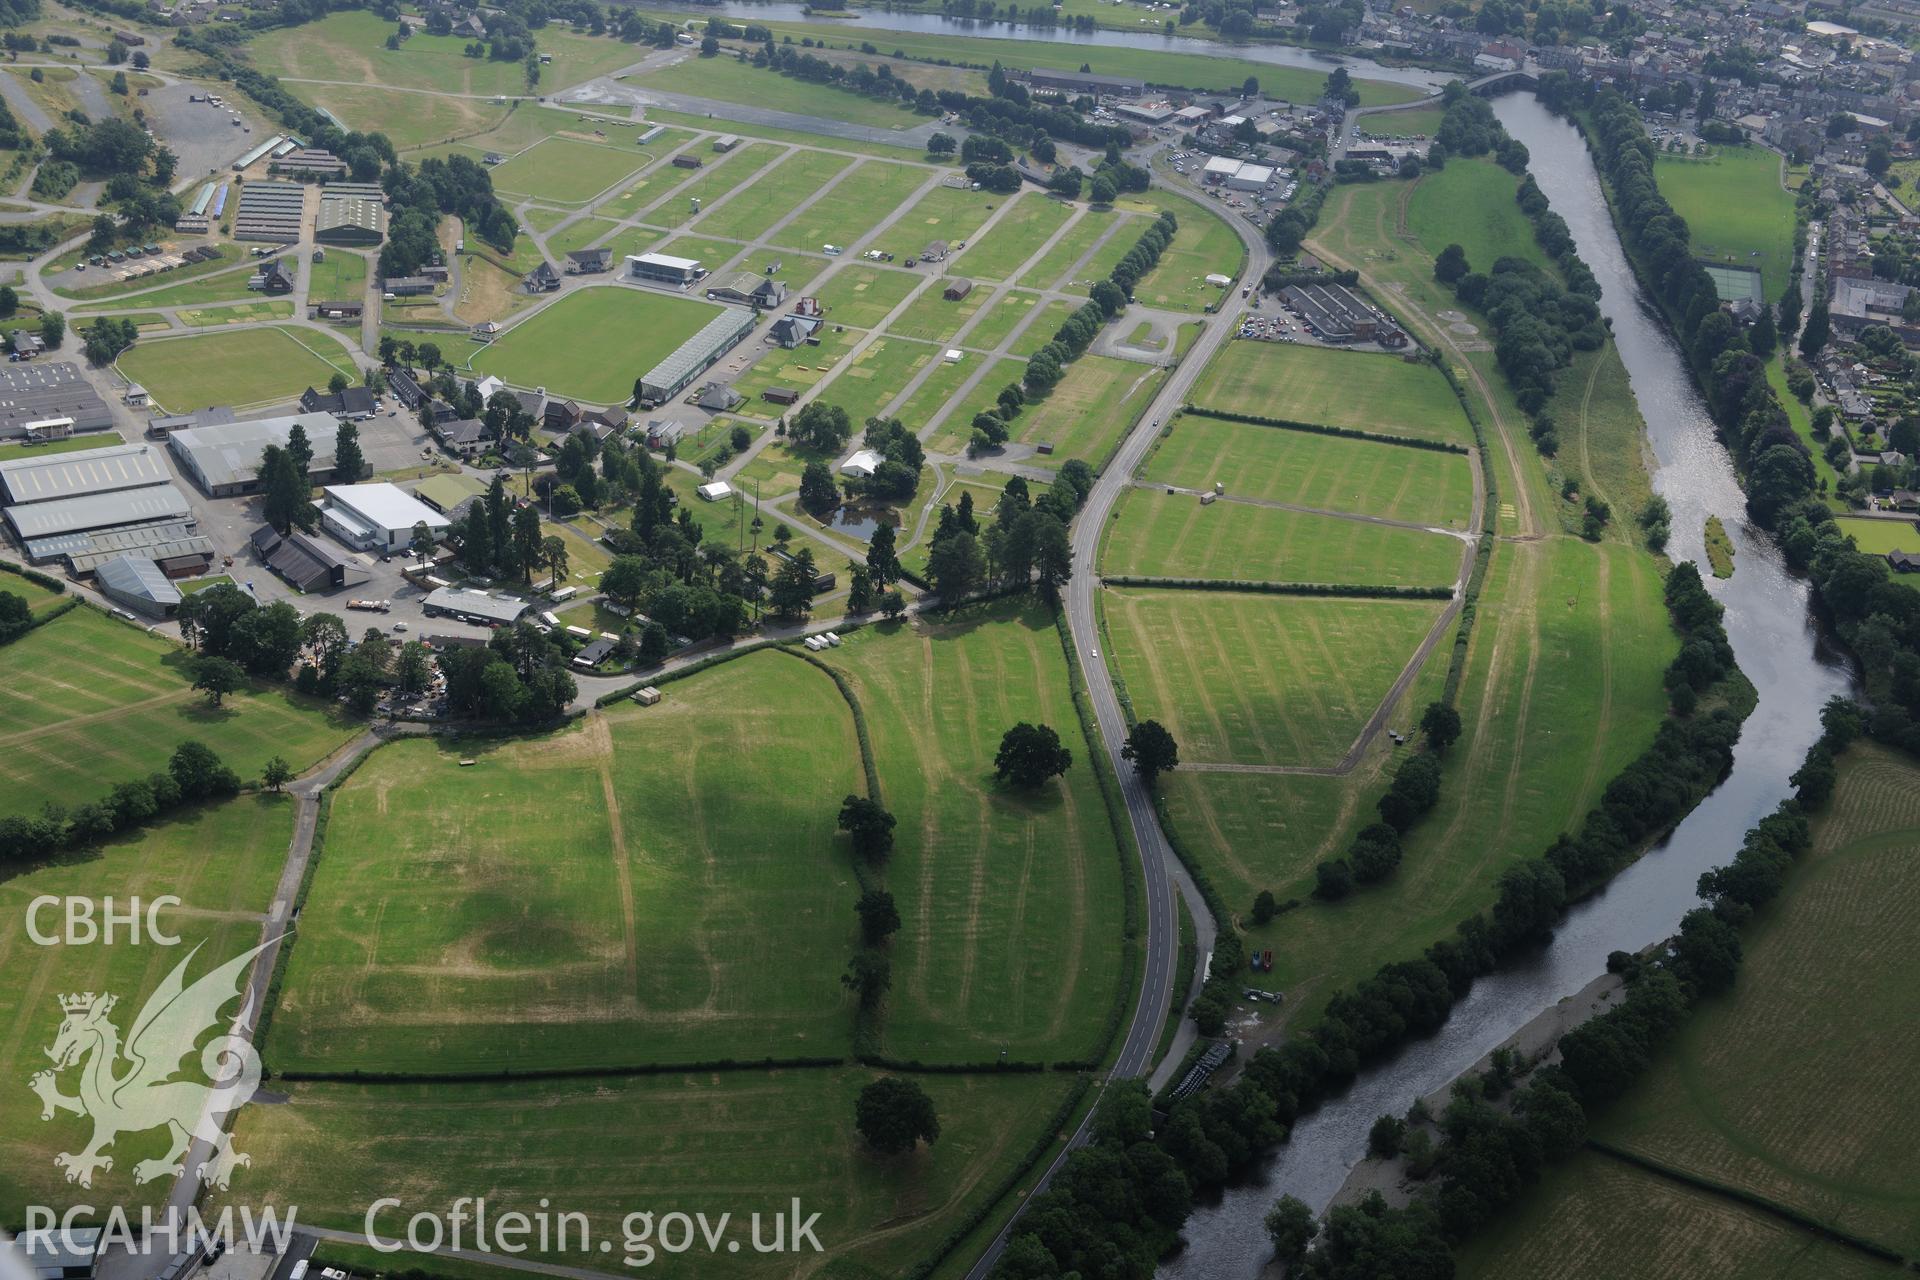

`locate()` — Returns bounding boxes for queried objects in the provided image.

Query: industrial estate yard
[0,5,1911,1280]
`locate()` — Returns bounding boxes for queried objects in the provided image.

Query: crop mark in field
[589,715,643,1003]
[950,635,990,1020]
[1572,546,1616,815]
[0,686,196,750]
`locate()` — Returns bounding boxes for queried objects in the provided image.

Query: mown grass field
[306,251,367,302]
[820,603,1128,1064]
[1202,538,1676,1008]
[1836,516,1920,557]
[54,250,245,302]
[0,797,294,1222]
[815,264,923,329]
[0,607,357,819]
[691,148,852,243]
[1545,344,1655,541]
[955,193,1074,282]
[251,10,636,99]
[1590,743,1920,1258]
[731,322,865,414]
[894,346,981,427]
[488,137,656,205]
[818,336,941,425]
[772,160,930,253]
[638,55,928,132]
[1102,488,1463,588]
[1191,340,1474,445]
[1103,587,1446,767]
[1654,146,1797,297]
[1454,1151,1905,1280]
[1144,416,1475,529]
[964,290,1045,350]
[1004,354,1164,468]
[176,300,296,327]
[117,327,354,412]
[887,281,991,345]
[545,215,620,261]
[293,82,509,151]
[472,286,722,403]
[878,185,1004,258]
[922,356,1025,452]
[218,1068,1079,1279]
[270,652,865,1074]
[649,144,782,230]
[697,17,1424,105]
[1403,158,1554,280]
[1020,208,1133,292]
[71,265,261,313]
[1128,191,1243,311]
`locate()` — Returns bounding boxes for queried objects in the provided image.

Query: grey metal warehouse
[0,362,115,442]
[636,307,757,406]
[168,412,340,496]
[96,554,183,617]
[0,442,170,505]
[4,484,194,543]
[422,586,531,625]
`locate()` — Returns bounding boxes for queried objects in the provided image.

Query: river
[1158,92,1856,1278]
[634,0,1451,91]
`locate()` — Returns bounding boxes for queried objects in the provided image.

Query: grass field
[679,16,1425,105]
[1180,538,1677,1008]
[1403,158,1554,280]
[922,356,1024,449]
[0,608,356,818]
[638,55,927,131]
[1102,488,1463,588]
[488,137,655,205]
[1010,299,1079,357]
[252,11,636,100]
[472,286,723,403]
[1128,192,1244,311]
[955,192,1074,282]
[1545,344,1656,541]
[817,336,941,426]
[773,160,931,253]
[1143,416,1475,529]
[887,281,991,344]
[648,144,782,230]
[815,263,923,329]
[69,265,260,312]
[0,796,294,1221]
[306,251,367,302]
[545,215,621,261]
[1020,208,1133,291]
[1003,353,1164,468]
[877,185,1004,259]
[692,148,854,243]
[116,327,356,412]
[1363,104,1447,138]
[271,652,865,1074]
[1837,516,1920,556]
[1654,146,1796,297]
[174,300,297,327]
[1454,1151,1905,1280]
[820,602,1127,1064]
[218,1067,1078,1278]
[964,289,1045,350]
[301,83,511,150]
[731,322,866,413]
[1587,743,1920,1257]
[1191,341,1475,445]
[0,435,133,463]
[1103,587,1446,767]
[53,251,245,302]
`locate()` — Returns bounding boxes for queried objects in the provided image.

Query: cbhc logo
[26,897,182,946]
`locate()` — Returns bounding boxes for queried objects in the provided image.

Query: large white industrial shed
[318,482,450,552]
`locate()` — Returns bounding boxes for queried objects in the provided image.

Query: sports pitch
[472,286,724,404]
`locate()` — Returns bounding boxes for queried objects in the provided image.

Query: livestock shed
[168,412,341,496]
[637,307,756,405]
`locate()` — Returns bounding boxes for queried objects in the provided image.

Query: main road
[962,158,1268,1279]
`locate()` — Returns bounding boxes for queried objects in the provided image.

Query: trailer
[347,599,391,612]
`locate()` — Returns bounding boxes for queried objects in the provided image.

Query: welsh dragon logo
[30,940,273,1190]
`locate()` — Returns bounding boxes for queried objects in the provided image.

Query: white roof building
[840,449,882,478]
[472,374,506,402]
[696,480,732,501]
[1227,163,1276,191]
[319,482,450,552]
[1201,155,1243,183]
